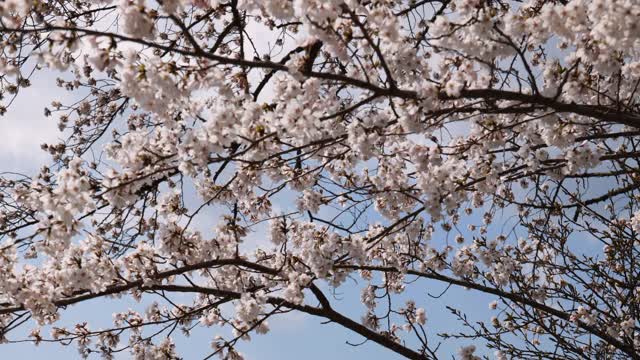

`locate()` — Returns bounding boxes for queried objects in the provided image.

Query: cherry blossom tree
[1,0,640,358]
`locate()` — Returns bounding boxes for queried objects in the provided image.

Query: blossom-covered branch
[1,0,640,359]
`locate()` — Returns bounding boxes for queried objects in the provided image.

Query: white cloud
[1,71,61,173]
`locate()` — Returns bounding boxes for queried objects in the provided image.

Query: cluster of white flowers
[12,160,96,255]
[118,53,187,118]
[458,344,481,360]
[118,0,155,39]
[631,212,640,233]
[233,293,269,336]
[269,220,366,284]
[0,0,32,26]
[570,306,597,326]
[563,143,603,175]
